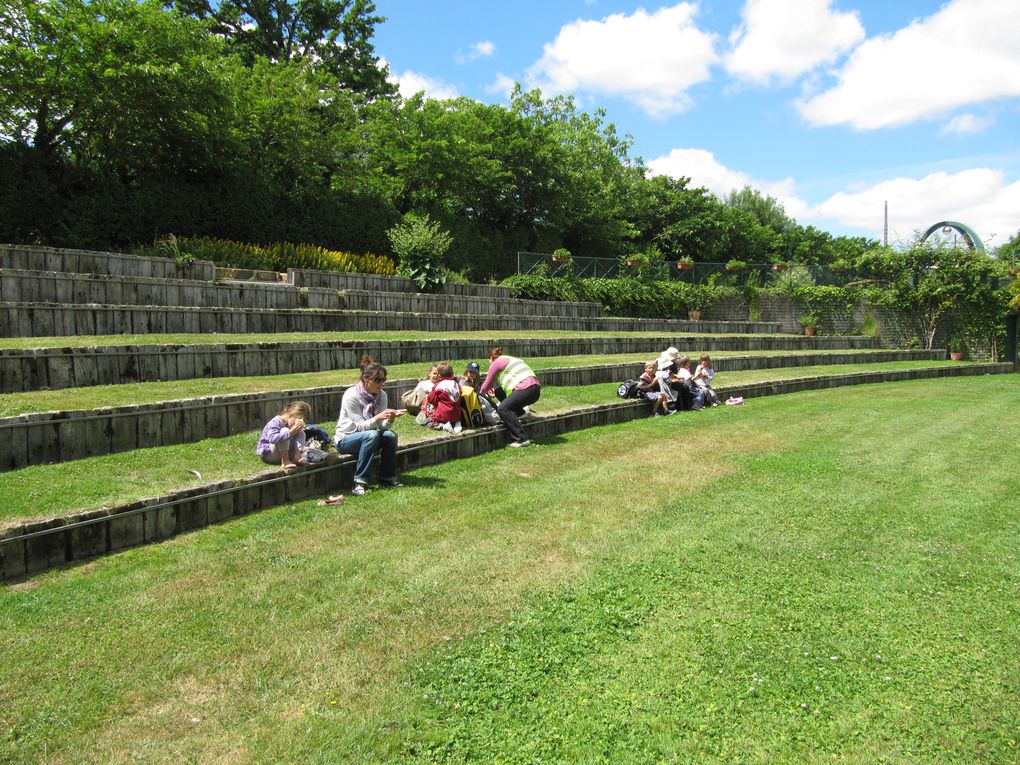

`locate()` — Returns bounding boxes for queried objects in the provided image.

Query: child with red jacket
[425,362,463,433]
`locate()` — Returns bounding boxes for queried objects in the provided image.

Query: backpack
[616,379,640,399]
[303,424,332,448]
[401,388,428,415]
[459,385,484,428]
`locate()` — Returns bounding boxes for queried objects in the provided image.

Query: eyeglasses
[370,375,386,384]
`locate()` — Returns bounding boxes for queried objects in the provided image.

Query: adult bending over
[335,355,406,496]
[479,346,541,447]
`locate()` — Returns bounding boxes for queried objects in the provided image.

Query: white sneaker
[509,439,532,448]
[453,422,462,433]
[352,482,367,496]
[442,421,454,432]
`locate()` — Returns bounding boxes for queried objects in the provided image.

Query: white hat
[657,356,674,370]
[662,346,680,360]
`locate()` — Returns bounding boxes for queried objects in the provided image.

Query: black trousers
[498,385,541,442]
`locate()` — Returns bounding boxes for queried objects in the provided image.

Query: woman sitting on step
[334,355,407,496]
[478,346,541,448]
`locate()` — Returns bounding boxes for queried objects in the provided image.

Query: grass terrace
[2,377,1018,763]
[0,359,980,529]
[0,329,792,351]
[0,352,949,417]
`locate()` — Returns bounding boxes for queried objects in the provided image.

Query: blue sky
[373,0,1020,249]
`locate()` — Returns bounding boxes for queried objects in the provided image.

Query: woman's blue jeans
[337,429,398,484]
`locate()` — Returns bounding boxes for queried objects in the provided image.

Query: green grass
[0,328,781,351]
[0,362,969,528]
[0,349,932,417]
[1,377,1018,763]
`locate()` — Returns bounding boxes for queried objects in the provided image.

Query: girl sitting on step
[424,362,463,433]
[256,401,311,469]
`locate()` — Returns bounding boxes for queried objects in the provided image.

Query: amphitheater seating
[0,244,1011,580]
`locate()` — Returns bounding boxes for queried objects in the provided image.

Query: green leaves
[388,213,452,292]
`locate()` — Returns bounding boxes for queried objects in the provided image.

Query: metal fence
[516,251,855,286]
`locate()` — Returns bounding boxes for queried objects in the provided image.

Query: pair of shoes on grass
[441,421,463,433]
[509,439,532,448]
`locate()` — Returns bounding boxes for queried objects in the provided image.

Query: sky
[373,0,1020,250]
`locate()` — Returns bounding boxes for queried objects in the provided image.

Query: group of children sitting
[638,347,719,416]
[404,361,500,432]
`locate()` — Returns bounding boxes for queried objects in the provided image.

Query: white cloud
[940,113,994,136]
[457,40,496,64]
[391,70,460,100]
[526,3,718,117]
[798,0,1020,130]
[647,148,808,219]
[485,73,517,100]
[811,168,1020,246]
[725,0,864,84]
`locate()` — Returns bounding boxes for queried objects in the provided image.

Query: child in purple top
[256,401,310,468]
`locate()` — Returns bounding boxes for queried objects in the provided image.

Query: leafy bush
[501,275,732,319]
[388,213,452,292]
[138,236,396,275]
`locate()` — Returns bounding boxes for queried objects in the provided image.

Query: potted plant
[772,262,789,271]
[798,311,821,336]
[676,256,694,271]
[948,335,966,361]
[551,247,571,263]
[725,258,746,272]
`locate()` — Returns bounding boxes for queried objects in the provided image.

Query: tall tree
[168,0,395,97]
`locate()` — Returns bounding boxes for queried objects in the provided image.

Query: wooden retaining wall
[1,361,1010,581]
[0,244,216,281]
[0,301,785,339]
[0,350,948,470]
[0,335,878,393]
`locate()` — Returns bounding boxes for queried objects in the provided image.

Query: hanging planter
[725,259,746,272]
[551,248,571,263]
[676,259,694,270]
[626,258,642,268]
[772,263,788,271]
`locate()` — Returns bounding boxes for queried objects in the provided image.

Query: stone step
[0,334,879,393]
[1,362,1011,580]
[334,288,604,319]
[0,301,784,338]
[0,350,948,471]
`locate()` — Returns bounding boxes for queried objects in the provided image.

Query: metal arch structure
[920,220,985,251]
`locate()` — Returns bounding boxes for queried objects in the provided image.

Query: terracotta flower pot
[772,263,788,271]
[626,259,641,268]
[950,351,963,361]
[676,262,693,270]
[688,310,701,321]
[803,325,816,336]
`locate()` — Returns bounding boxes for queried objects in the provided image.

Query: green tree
[0,0,235,168]
[724,186,796,234]
[168,0,395,97]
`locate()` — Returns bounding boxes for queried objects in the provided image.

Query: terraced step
[0,243,216,281]
[1,363,1010,580]
[0,301,782,338]
[0,350,949,470]
[0,268,606,319]
[287,267,512,299]
[0,333,877,392]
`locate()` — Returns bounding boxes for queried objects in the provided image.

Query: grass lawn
[2,377,1018,763]
[0,329,775,351]
[0,362,967,529]
[0,350,937,418]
